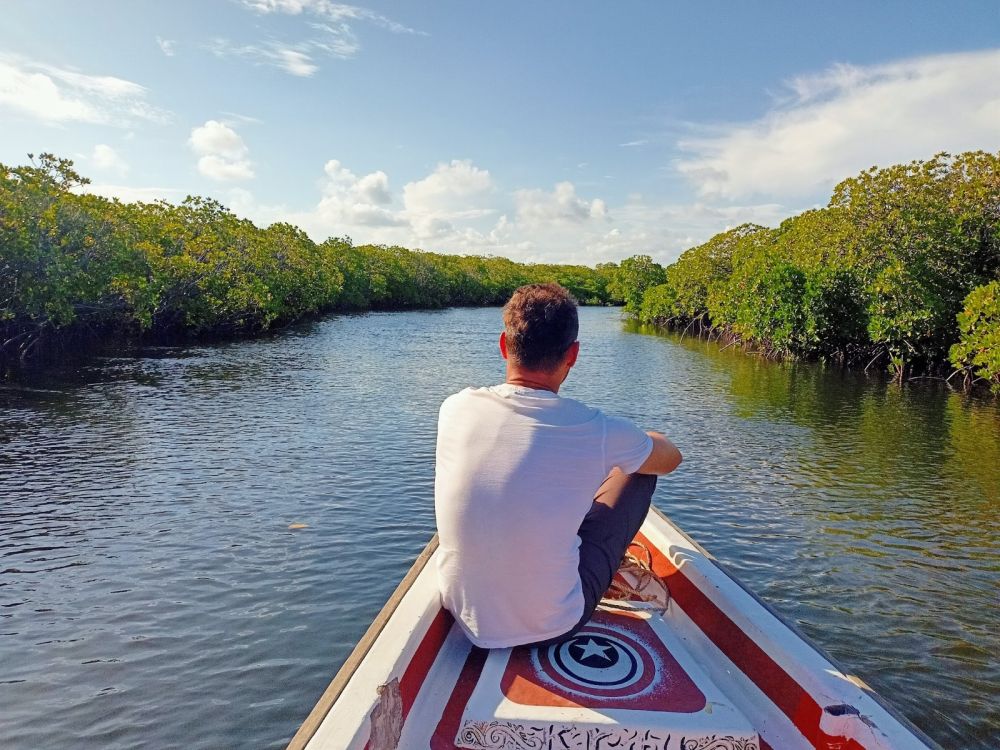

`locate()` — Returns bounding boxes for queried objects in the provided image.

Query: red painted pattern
[362,607,454,750]
[635,532,867,750]
[399,608,454,716]
[499,608,705,712]
[431,645,489,750]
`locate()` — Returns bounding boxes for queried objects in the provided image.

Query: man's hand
[637,431,682,475]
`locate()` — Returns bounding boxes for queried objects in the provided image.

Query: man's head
[501,283,579,375]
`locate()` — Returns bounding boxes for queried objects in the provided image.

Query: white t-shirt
[434,384,654,648]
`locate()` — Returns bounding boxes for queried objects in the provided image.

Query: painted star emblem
[573,637,612,662]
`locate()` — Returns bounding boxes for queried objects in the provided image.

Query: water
[1,307,997,749]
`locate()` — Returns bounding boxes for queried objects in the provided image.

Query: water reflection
[0,308,996,749]
[624,321,999,746]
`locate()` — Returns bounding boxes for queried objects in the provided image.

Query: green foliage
[615,150,1000,387]
[799,267,868,358]
[608,255,666,314]
[6,149,998,391]
[866,260,946,374]
[638,284,677,323]
[595,262,620,303]
[323,245,606,311]
[830,151,1000,374]
[949,281,1000,392]
[667,223,770,323]
[725,254,806,355]
[0,154,616,364]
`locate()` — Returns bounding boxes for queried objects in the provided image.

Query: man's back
[434,384,652,648]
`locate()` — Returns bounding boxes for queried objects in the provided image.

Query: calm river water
[1,306,997,749]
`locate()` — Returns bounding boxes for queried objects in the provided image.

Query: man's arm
[636,431,682,475]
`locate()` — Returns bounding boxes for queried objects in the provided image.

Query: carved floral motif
[457,721,759,750]
[458,722,545,750]
[680,736,759,750]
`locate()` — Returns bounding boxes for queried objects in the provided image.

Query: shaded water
[1,307,997,749]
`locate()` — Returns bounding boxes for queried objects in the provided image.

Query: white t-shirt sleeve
[604,415,654,475]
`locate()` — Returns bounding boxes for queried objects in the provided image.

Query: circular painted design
[537,625,657,699]
[550,634,642,688]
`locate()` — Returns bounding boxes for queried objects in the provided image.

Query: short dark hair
[503,283,579,371]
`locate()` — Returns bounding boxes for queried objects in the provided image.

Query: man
[434,283,682,649]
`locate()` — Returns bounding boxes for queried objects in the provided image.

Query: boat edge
[285,534,440,750]
[287,509,943,750]
[649,504,943,750]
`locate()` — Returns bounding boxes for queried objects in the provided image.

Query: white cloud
[241,0,309,11]
[220,160,401,241]
[216,159,689,264]
[240,0,424,35]
[403,160,494,218]
[221,111,263,124]
[401,161,496,240]
[217,1,425,74]
[514,181,608,226]
[677,48,1000,200]
[307,24,361,59]
[424,194,785,265]
[207,39,321,77]
[578,199,789,264]
[278,159,405,233]
[0,53,169,125]
[102,150,792,266]
[619,139,648,148]
[156,37,176,57]
[189,120,246,158]
[354,171,392,205]
[195,155,254,182]
[188,120,254,181]
[91,144,129,176]
[221,158,498,249]
[273,47,318,76]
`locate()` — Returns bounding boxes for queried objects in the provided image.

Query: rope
[602,541,670,614]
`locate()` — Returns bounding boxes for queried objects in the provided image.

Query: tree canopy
[0,154,617,366]
[622,151,1000,389]
[3,150,998,392]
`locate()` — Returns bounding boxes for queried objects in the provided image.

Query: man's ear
[565,340,580,368]
[499,330,509,360]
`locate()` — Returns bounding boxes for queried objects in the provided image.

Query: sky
[2,1,999,265]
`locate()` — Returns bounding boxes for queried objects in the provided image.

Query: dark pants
[529,471,657,647]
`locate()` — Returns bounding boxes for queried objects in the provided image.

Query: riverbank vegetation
[612,151,1000,392]
[0,154,613,367]
[3,151,998,392]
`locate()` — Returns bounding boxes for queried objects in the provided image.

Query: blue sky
[2,1,999,264]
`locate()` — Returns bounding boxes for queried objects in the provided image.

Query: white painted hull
[287,508,939,750]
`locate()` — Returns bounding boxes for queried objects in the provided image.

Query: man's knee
[624,472,657,504]
[634,471,657,492]
[619,473,655,532]
[596,470,655,503]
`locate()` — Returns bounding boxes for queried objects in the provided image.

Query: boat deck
[289,509,938,750]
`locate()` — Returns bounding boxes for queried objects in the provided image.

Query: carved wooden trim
[456,721,759,750]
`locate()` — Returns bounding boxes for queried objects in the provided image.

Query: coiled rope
[602,541,670,614]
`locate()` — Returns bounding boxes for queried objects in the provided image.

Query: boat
[286,507,940,750]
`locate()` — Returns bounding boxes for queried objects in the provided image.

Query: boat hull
[288,508,939,750]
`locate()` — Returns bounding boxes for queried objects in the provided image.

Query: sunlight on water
[1,307,997,749]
